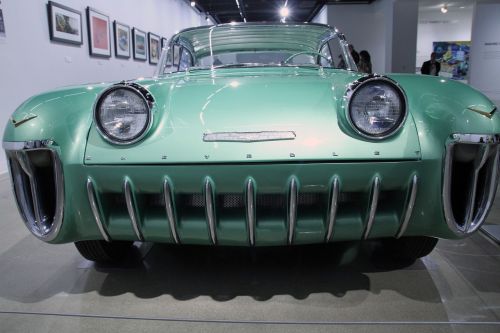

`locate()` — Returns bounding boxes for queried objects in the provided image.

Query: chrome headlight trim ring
[93,82,155,145]
[345,74,408,140]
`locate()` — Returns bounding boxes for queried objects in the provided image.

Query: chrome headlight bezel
[345,75,408,140]
[93,83,155,145]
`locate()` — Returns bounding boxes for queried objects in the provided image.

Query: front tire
[381,236,438,262]
[74,240,134,263]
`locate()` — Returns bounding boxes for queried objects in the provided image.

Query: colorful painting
[86,7,110,57]
[433,41,471,81]
[148,33,160,65]
[114,21,130,58]
[133,28,147,61]
[47,1,82,44]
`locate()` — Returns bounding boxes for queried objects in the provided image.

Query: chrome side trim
[395,174,418,239]
[451,133,499,144]
[363,176,380,240]
[86,178,110,242]
[287,177,298,245]
[204,178,217,245]
[163,178,180,244]
[245,178,256,246]
[123,177,144,241]
[325,176,340,242]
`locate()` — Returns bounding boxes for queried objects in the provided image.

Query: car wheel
[74,240,134,263]
[381,236,438,262]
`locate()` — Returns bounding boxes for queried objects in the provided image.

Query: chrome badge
[203,131,296,142]
[10,113,38,127]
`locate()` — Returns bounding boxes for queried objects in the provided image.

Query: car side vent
[443,134,500,235]
[4,141,64,241]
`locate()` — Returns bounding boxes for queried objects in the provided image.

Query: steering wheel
[283,51,332,66]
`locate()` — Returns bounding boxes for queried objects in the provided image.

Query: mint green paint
[3,66,499,245]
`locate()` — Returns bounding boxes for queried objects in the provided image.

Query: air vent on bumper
[443,134,500,236]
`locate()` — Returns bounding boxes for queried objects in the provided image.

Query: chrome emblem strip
[203,131,296,142]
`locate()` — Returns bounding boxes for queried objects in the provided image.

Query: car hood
[85,68,421,164]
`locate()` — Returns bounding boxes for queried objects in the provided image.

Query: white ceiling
[418,0,474,12]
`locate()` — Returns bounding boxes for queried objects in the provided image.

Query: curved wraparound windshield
[156,23,357,75]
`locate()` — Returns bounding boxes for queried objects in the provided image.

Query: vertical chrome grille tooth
[204,177,217,245]
[287,177,298,245]
[163,178,180,244]
[464,144,491,232]
[363,176,381,240]
[395,174,418,239]
[124,177,144,241]
[16,151,45,232]
[325,176,340,242]
[246,178,256,246]
[86,177,110,242]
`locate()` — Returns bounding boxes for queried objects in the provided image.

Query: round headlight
[347,78,406,139]
[95,85,153,144]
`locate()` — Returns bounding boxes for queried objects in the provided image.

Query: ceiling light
[280,6,290,18]
[441,4,448,13]
[190,1,196,7]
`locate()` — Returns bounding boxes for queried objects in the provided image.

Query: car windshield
[155,23,357,75]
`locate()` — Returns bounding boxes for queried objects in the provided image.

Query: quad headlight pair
[94,83,154,145]
[346,75,407,139]
[94,76,406,145]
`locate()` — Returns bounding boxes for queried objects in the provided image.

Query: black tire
[382,236,438,262]
[74,240,134,263]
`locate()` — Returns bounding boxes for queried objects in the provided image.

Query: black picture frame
[113,21,130,59]
[161,37,168,50]
[47,1,83,45]
[132,28,147,61]
[148,32,161,65]
[86,7,111,57]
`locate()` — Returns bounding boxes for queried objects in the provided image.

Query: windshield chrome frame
[154,23,357,76]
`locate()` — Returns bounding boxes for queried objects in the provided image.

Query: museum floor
[1,172,500,333]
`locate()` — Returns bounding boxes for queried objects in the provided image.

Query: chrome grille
[85,171,420,245]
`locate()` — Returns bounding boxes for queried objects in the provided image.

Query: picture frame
[161,37,168,50]
[132,28,147,61]
[148,32,161,65]
[47,1,82,45]
[113,21,130,58]
[86,7,111,57]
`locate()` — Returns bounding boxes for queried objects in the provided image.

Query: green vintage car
[3,23,499,263]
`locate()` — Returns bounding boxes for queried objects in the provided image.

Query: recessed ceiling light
[280,6,290,18]
[190,1,196,7]
[441,5,448,13]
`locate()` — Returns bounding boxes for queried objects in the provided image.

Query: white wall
[311,5,328,24]
[327,1,390,74]
[416,6,473,70]
[469,2,500,101]
[0,0,208,174]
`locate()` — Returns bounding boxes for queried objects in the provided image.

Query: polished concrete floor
[1,174,500,332]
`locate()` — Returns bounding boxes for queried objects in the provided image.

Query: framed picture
[86,7,111,57]
[113,21,130,58]
[132,28,147,61]
[148,33,161,64]
[47,1,82,45]
[161,37,168,50]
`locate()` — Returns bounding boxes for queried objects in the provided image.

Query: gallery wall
[0,0,210,175]
[416,6,473,72]
[469,2,500,101]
